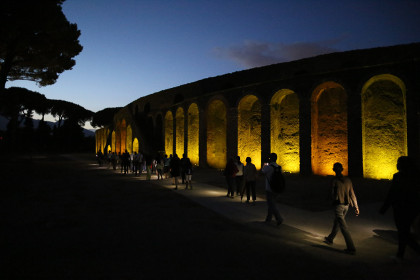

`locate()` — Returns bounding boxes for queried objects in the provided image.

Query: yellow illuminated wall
[176,107,184,157]
[106,145,111,153]
[238,95,261,169]
[362,74,407,179]
[207,100,227,169]
[187,103,199,165]
[133,138,139,153]
[271,89,300,173]
[165,111,174,156]
[126,125,133,153]
[312,82,348,176]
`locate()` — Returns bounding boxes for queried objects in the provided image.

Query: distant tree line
[0,87,95,153]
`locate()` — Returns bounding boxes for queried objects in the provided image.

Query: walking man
[262,153,283,225]
[324,162,359,255]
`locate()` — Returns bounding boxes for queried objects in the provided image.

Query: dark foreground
[1,154,418,279]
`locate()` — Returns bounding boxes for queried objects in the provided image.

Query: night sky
[6,0,420,125]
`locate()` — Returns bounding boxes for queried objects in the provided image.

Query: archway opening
[271,89,300,173]
[207,100,226,169]
[238,95,261,169]
[133,138,139,153]
[188,103,199,165]
[312,82,348,176]
[164,111,174,156]
[176,107,184,157]
[362,74,407,179]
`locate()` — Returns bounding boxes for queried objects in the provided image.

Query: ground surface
[1,154,419,279]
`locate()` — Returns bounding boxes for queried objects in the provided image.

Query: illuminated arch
[362,74,407,179]
[133,138,139,153]
[175,107,185,157]
[106,145,111,153]
[238,95,261,169]
[165,111,174,156]
[126,125,133,153]
[187,103,199,165]
[270,89,300,173]
[207,99,227,169]
[311,82,348,176]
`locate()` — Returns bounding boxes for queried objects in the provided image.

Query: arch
[175,107,184,157]
[362,74,407,179]
[106,145,111,153]
[311,82,348,176]
[238,95,262,169]
[133,138,139,153]
[164,111,174,156]
[187,103,199,165]
[270,89,300,173]
[126,125,133,153]
[207,99,227,169]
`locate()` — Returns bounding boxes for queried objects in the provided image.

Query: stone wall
[96,43,420,179]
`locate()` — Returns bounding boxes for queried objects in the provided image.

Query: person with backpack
[262,153,284,226]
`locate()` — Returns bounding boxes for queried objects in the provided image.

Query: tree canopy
[91,107,122,128]
[0,0,83,91]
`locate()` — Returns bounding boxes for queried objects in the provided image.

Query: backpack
[268,164,285,193]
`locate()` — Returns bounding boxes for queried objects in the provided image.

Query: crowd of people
[96,149,419,260]
[96,150,194,188]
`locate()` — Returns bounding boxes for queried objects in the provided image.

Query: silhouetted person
[262,153,283,225]
[380,156,420,262]
[184,157,193,189]
[224,158,238,198]
[234,156,244,196]
[243,157,257,204]
[180,154,188,184]
[122,150,130,174]
[170,154,181,189]
[324,162,359,255]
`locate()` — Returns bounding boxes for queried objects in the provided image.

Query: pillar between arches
[260,102,271,164]
[226,106,238,161]
[299,94,312,175]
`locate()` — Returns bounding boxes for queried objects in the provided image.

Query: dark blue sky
[7,0,420,121]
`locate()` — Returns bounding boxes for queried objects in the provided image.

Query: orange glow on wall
[126,125,132,153]
[271,89,300,173]
[112,131,116,153]
[312,82,348,176]
[187,103,199,165]
[165,111,174,156]
[133,138,139,153]
[176,107,184,157]
[207,100,226,169]
[238,95,261,169]
[362,74,407,180]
